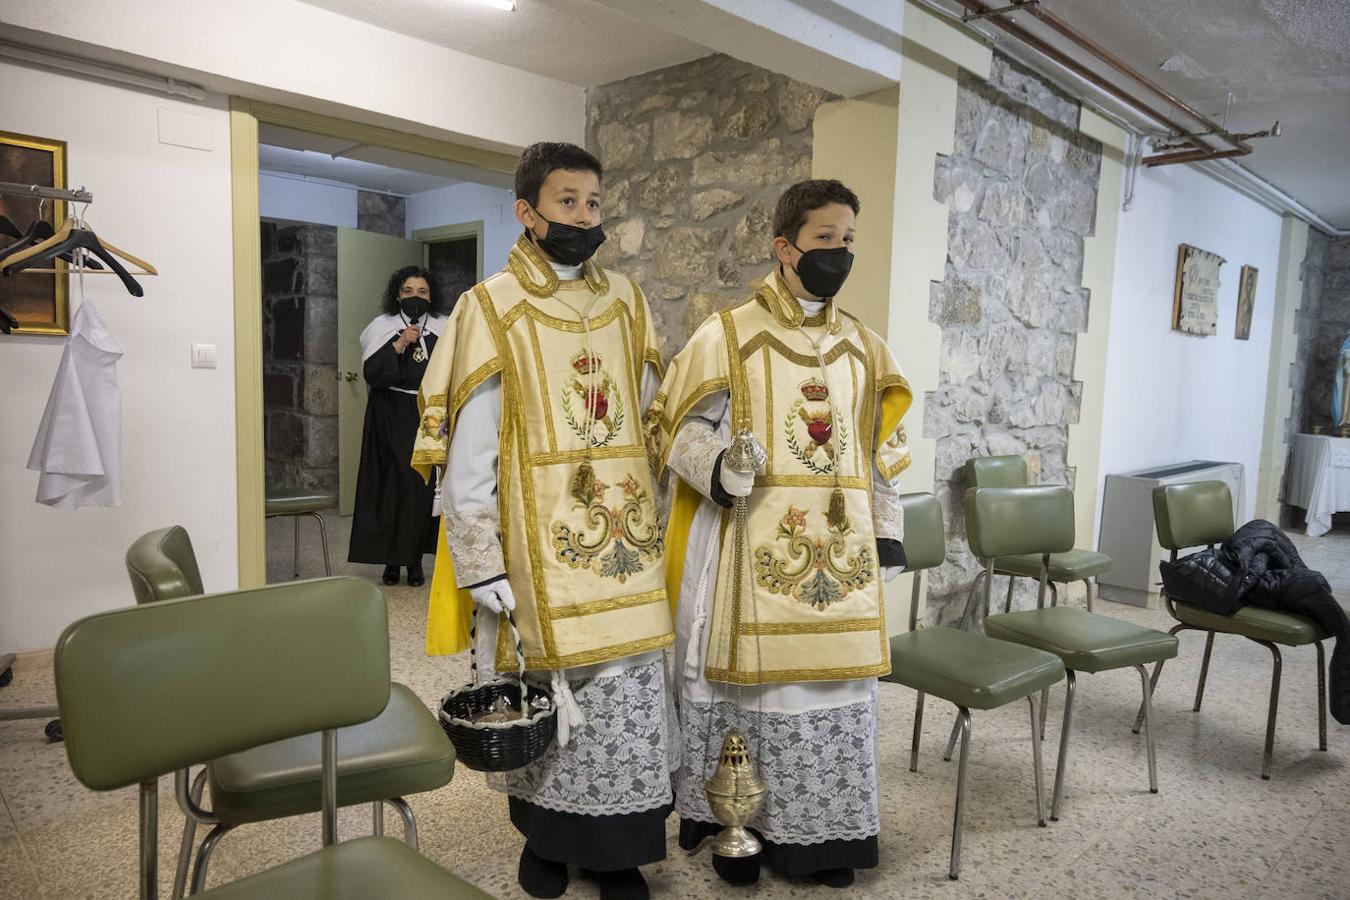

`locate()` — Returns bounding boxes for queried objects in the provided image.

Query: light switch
[191,344,218,369]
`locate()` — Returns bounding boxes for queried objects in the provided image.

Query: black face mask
[530,210,606,266]
[399,297,430,323]
[789,243,854,299]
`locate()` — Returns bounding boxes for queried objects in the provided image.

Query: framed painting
[0,131,69,335]
[1235,264,1257,341]
[1171,243,1224,337]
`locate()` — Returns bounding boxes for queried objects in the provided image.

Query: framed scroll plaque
[1171,243,1224,337]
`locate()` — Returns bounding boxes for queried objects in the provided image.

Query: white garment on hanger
[27,301,125,509]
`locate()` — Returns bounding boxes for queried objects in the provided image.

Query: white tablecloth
[1286,433,1350,536]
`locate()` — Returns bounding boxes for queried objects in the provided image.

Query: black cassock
[347,328,439,565]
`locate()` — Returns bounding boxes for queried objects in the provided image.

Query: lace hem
[486,660,675,817]
[674,697,880,846]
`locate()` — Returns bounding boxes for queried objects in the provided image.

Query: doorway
[229,99,517,586]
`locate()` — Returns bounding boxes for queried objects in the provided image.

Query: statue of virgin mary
[1334,332,1350,428]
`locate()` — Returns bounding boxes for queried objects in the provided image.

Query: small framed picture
[0,131,69,336]
[1235,265,1257,341]
[1171,243,1223,336]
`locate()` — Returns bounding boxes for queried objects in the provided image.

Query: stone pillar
[358,191,407,238]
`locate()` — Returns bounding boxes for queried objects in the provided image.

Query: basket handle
[468,605,530,720]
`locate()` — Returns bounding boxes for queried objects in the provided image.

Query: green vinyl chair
[54,577,490,899]
[964,456,1112,612]
[882,492,1065,880]
[1134,481,1328,779]
[966,486,1178,821]
[125,527,454,897]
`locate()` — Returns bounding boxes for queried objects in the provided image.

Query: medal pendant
[412,346,427,363]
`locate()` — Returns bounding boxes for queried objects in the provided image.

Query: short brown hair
[514,142,603,207]
[772,179,860,242]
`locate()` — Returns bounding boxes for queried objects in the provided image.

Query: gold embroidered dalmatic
[655,269,912,685]
[414,236,672,671]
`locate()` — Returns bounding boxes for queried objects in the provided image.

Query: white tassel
[551,670,586,748]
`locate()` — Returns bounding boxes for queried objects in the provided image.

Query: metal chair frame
[173,765,419,897]
[1130,546,1328,780]
[970,550,1162,821]
[265,509,332,578]
[903,573,1051,880]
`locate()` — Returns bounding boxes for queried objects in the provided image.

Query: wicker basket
[438,609,556,772]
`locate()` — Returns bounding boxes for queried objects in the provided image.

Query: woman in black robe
[348,266,450,586]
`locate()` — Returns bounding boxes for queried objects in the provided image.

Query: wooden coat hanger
[2,215,156,297]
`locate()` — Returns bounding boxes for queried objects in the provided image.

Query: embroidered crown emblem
[571,351,602,375]
[800,378,829,402]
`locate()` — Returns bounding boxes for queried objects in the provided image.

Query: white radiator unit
[1097,461,1244,607]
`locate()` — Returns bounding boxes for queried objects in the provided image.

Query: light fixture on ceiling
[470,0,516,11]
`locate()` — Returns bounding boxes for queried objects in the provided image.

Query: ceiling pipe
[945,0,1254,166]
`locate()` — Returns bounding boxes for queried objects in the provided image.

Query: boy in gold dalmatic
[413,143,673,900]
[654,179,912,888]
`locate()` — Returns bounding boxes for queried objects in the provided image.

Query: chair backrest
[964,485,1075,561]
[125,525,204,605]
[1152,481,1234,552]
[56,577,391,792]
[964,455,1029,488]
[897,492,946,572]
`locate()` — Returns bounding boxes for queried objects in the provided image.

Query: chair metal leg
[1256,640,1283,780]
[1133,624,1190,733]
[386,796,419,850]
[1049,671,1076,821]
[1083,579,1095,613]
[308,512,332,577]
[292,515,300,578]
[962,570,988,629]
[188,823,235,895]
[910,692,925,772]
[172,769,208,899]
[1005,574,1016,614]
[943,712,962,762]
[1134,664,1159,794]
[1028,694,1046,828]
[372,800,383,837]
[1038,685,1049,741]
[1316,640,1328,752]
[947,707,972,881]
[1193,632,1215,712]
[139,780,158,900]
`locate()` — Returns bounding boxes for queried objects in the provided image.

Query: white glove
[469,578,516,614]
[719,464,755,498]
[882,565,905,583]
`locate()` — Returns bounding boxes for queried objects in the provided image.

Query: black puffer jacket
[1159,520,1350,725]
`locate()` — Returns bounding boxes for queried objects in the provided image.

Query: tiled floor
[1,514,1347,899]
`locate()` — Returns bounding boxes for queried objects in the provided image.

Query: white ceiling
[298,0,710,86]
[258,123,514,192]
[1044,0,1350,229]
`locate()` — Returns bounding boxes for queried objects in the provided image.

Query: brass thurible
[703,730,767,858]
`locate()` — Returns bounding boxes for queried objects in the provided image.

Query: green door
[337,228,425,516]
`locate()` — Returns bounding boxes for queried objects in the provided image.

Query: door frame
[412,220,486,283]
[229,98,517,587]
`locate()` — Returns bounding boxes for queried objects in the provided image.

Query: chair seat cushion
[995,549,1112,581]
[198,835,491,899]
[208,684,453,824]
[985,608,1177,674]
[264,490,338,516]
[1173,602,1326,646]
[884,627,1064,710]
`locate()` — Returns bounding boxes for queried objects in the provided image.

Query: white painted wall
[258,174,358,228]
[0,61,236,651]
[1,0,584,151]
[1095,164,1284,533]
[406,182,518,274]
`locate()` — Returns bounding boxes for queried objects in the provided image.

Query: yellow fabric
[425,519,473,656]
[664,477,706,617]
[415,234,673,671]
[656,270,912,685]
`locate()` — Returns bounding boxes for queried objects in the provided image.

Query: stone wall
[357,190,407,238]
[924,55,1102,625]
[1293,233,1350,434]
[261,219,339,494]
[586,53,830,358]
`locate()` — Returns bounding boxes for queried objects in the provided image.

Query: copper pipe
[949,1,1211,156]
[1143,147,1249,168]
[1025,4,1251,155]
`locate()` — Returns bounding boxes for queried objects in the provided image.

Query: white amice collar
[549,260,584,281]
[796,295,826,315]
